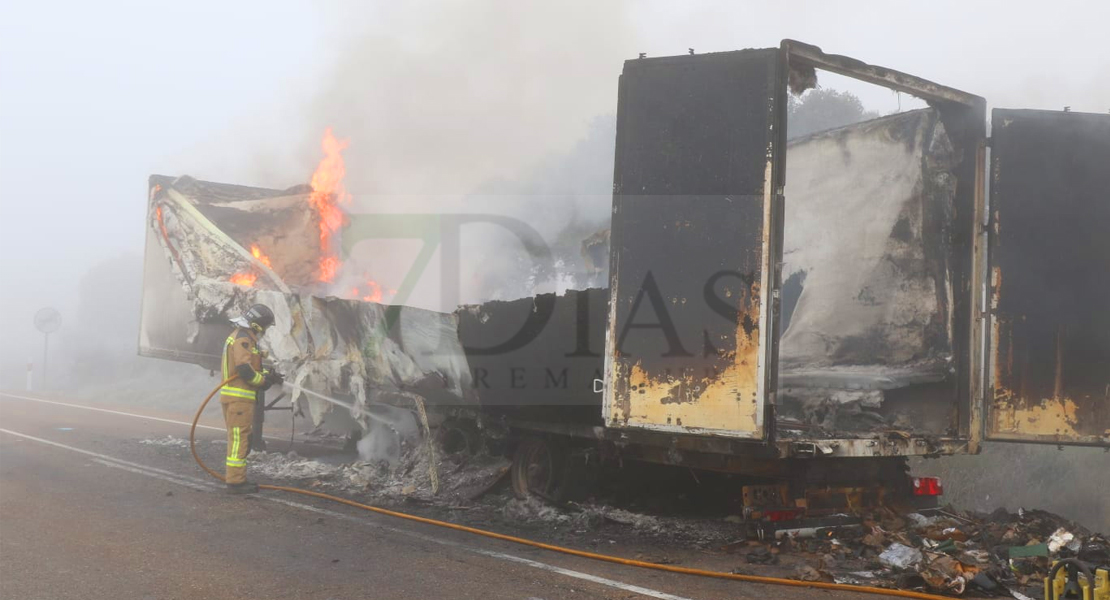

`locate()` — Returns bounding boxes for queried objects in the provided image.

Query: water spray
[281,381,392,428]
[281,380,436,487]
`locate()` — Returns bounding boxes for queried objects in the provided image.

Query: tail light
[913,476,943,496]
[764,509,803,522]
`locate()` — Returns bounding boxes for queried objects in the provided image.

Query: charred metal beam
[782,39,984,108]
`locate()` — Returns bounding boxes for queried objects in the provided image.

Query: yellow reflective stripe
[222,330,262,387]
[220,389,255,400]
[228,426,241,461]
[226,459,246,467]
[222,334,237,380]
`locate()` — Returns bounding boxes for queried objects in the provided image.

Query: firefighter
[220,304,283,494]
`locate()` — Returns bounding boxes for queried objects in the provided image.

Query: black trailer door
[602,49,785,439]
[986,109,1110,446]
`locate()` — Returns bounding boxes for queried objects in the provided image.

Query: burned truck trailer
[140,40,1110,515]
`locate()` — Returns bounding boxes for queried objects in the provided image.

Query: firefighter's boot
[226,481,259,495]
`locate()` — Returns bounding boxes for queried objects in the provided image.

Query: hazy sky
[1,0,1108,376]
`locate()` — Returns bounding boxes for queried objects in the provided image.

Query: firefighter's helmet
[241,304,275,333]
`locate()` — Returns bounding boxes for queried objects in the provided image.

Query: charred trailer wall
[988,109,1110,446]
[139,214,226,370]
[456,288,607,424]
[140,175,479,434]
[139,175,317,369]
[457,109,973,442]
[776,109,964,439]
[602,49,785,439]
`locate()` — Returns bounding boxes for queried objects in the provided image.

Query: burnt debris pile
[732,506,1108,598]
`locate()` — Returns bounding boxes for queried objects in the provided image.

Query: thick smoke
[222,2,637,311]
[330,114,617,312]
[304,3,632,197]
[356,404,421,466]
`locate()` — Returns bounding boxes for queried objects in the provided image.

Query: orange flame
[230,272,257,286]
[228,243,272,286]
[309,128,350,282]
[359,280,383,303]
[154,206,170,240]
[250,243,272,268]
[350,278,395,303]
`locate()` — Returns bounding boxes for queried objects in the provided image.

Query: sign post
[33,307,62,390]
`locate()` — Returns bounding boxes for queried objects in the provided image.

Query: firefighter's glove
[263,369,285,390]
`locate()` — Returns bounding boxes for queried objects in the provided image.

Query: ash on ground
[145,433,1107,598]
[248,442,512,506]
[140,435,191,449]
[249,443,1109,598]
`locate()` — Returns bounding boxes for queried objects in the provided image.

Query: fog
[4,0,1109,376]
[1,1,1108,527]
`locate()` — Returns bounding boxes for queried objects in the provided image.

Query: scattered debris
[140,435,191,449]
[1047,527,1081,554]
[1009,543,1048,559]
[795,564,829,582]
[237,437,1108,598]
[746,546,778,565]
[761,507,1108,596]
[969,572,997,592]
[137,430,1106,599]
[249,451,341,481]
[880,543,924,569]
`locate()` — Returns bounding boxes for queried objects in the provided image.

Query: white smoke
[356,404,420,466]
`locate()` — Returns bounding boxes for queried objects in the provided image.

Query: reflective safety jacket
[220,327,265,403]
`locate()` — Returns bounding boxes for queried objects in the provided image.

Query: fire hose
[192,376,956,600]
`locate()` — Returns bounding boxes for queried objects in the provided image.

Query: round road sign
[34,307,62,334]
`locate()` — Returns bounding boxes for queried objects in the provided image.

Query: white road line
[0,392,283,439]
[90,459,214,492]
[0,393,224,432]
[1,427,189,469]
[0,427,219,489]
[260,496,695,600]
[0,427,697,600]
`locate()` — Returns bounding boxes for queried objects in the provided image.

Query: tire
[510,437,568,502]
[436,420,481,456]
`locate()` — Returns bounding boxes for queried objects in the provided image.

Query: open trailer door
[986,108,1110,447]
[602,48,786,439]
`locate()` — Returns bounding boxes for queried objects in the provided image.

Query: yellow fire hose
[192,376,955,600]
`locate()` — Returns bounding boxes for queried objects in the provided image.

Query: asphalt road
[0,391,884,600]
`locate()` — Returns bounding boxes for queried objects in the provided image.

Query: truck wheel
[436,420,481,455]
[511,437,567,502]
